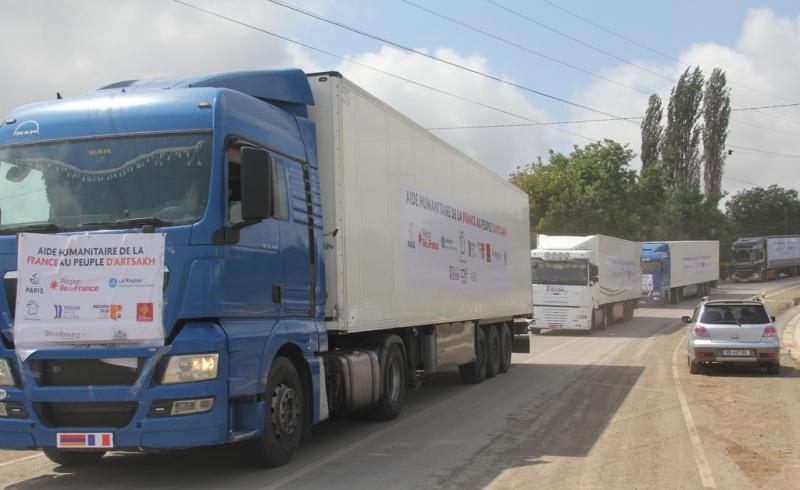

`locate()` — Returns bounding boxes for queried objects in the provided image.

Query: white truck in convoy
[530,235,642,333]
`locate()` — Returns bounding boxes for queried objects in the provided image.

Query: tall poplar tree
[703,68,731,202]
[661,67,704,189]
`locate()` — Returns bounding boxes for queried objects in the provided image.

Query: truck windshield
[0,133,212,231]
[531,259,588,286]
[642,261,661,274]
[732,249,751,262]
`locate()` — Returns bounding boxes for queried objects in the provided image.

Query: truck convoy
[0,70,533,466]
[530,235,642,333]
[732,235,800,282]
[641,241,719,305]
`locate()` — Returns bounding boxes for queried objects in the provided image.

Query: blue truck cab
[0,70,329,466]
[641,242,670,305]
[0,69,532,468]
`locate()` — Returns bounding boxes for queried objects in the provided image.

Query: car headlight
[0,359,15,387]
[161,353,219,384]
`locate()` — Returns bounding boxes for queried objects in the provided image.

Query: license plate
[57,432,114,449]
[721,349,752,357]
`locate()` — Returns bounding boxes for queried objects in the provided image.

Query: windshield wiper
[0,222,65,235]
[80,217,172,229]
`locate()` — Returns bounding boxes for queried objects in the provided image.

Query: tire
[597,307,607,331]
[42,448,105,466]
[665,289,672,305]
[766,362,780,375]
[689,360,701,375]
[760,271,766,282]
[498,324,512,373]
[369,343,406,421]
[485,326,501,379]
[459,326,487,384]
[251,356,304,467]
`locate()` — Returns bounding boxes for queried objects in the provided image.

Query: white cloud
[0,0,325,116]
[335,46,557,178]
[567,8,800,197]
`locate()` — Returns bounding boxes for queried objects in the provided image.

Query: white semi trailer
[530,235,642,333]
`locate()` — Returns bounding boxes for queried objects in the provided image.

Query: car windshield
[699,304,770,325]
[0,133,212,231]
[531,259,588,286]
[642,261,660,274]
[732,249,751,262]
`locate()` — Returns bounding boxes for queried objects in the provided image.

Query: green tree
[640,93,664,171]
[702,68,731,203]
[725,185,800,237]
[510,139,641,242]
[662,67,704,190]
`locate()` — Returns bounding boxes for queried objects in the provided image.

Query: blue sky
[1,0,799,195]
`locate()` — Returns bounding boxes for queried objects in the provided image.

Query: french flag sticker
[57,433,113,449]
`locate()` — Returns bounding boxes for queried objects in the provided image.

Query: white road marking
[263,335,587,489]
[0,453,44,468]
[671,335,716,489]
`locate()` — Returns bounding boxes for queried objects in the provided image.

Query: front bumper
[531,306,591,331]
[689,339,780,364]
[0,323,236,451]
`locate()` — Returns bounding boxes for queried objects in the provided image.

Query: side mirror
[770,316,776,323]
[240,147,273,221]
[681,316,691,324]
[590,264,599,277]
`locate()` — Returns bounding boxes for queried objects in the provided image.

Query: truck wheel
[665,290,672,305]
[369,343,406,421]
[485,326,501,379]
[42,448,105,466]
[766,362,780,375]
[498,324,512,373]
[597,308,607,330]
[252,356,303,467]
[760,271,766,282]
[459,326,487,384]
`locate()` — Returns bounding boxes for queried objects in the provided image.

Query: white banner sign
[767,237,800,262]
[642,274,654,292]
[14,233,165,356]
[404,188,510,291]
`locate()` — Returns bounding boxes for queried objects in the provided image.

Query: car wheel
[766,362,780,375]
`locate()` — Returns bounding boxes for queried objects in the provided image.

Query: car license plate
[57,432,114,449]
[721,349,752,357]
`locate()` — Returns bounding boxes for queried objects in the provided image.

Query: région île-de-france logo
[12,120,40,137]
[417,229,440,250]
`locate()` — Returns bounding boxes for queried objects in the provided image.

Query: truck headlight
[0,359,15,387]
[161,353,219,384]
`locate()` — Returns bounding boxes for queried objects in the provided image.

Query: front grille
[34,402,138,428]
[29,359,143,387]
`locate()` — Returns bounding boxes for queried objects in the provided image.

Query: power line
[484,0,675,85]
[538,0,799,105]
[171,1,788,185]
[731,102,800,112]
[169,0,598,143]
[263,0,639,124]
[728,144,800,159]
[399,0,650,96]
[488,0,800,128]
[428,116,643,130]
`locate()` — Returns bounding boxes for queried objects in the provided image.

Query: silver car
[683,299,780,375]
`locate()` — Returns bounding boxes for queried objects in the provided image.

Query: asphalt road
[2,278,800,489]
